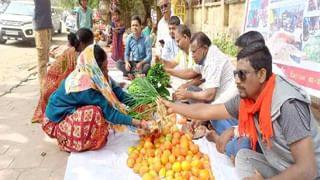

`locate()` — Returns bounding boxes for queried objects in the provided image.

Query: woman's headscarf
[65,44,127,115]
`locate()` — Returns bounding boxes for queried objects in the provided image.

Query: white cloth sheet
[65,70,239,180]
[65,131,240,180]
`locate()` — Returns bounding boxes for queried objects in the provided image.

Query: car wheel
[29,40,35,47]
[0,36,6,44]
[57,22,62,34]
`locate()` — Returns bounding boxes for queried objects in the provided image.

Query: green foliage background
[57,0,156,27]
[212,34,238,57]
[57,0,99,9]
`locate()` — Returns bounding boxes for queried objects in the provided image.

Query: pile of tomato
[127,128,215,180]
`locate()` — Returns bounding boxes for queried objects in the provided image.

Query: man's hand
[125,61,131,72]
[178,83,188,90]
[216,127,234,153]
[160,99,174,114]
[175,88,189,101]
[136,61,144,70]
[190,119,202,130]
[164,67,173,75]
[244,170,264,180]
[113,27,119,33]
[154,55,160,64]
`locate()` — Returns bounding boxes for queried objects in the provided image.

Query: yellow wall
[228,3,246,39]
[186,2,246,40]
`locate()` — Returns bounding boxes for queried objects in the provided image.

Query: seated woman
[42,44,147,152]
[32,28,94,123]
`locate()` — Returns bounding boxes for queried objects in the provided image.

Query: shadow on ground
[0,76,68,180]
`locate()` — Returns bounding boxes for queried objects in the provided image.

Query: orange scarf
[239,74,276,150]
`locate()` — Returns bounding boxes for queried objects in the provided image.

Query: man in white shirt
[155,0,173,60]
[161,25,202,90]
[166,32,235,104]
[161,16,180,61]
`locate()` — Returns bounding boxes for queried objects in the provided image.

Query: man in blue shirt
[116,15,152,78]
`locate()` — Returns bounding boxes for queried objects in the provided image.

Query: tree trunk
[142,0,151,24]
[98,0,110,24]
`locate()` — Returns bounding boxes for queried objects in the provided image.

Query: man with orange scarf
[162,43,320,179]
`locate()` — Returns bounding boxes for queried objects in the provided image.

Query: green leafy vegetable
[126,64,171,119]
[126,78,159,119]
[146,63,170,97]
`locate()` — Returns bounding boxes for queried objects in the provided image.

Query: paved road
[0,34,69,180]
[0,34,67,96]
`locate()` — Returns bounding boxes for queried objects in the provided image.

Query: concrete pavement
[0,74,68,180]
[0,34,69,180]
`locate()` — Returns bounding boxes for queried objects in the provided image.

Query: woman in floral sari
[32,28,94,123]
[42,45,147,152]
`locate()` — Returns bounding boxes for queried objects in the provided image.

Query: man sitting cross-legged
[116,15,152,79]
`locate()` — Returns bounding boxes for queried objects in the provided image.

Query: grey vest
[254,76,320,177]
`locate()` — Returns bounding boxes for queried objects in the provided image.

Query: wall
[185,0,246,40]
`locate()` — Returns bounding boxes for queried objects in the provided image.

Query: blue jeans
[210,119,238,135]
[210,119,251,157]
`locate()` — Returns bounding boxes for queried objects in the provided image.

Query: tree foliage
[57,0,99,10]
[57,0,156,28]
[119,0,156,27]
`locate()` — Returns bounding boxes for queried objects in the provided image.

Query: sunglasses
[233,70,257,81]
[160,3,169,10]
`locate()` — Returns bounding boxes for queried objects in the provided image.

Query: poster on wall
[173,0,186,22]
[244,0,320,97]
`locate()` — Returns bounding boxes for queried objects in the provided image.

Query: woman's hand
[139,120,149,129]
[132,119,148,129]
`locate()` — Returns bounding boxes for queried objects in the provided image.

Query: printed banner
[244,0,320,97]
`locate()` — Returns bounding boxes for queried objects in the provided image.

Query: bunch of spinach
[146,63,170,97]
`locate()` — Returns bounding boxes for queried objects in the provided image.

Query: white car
[65,12,77,33]
[0,1,62,44]
[0,1,9,14]
[51,7,63,34]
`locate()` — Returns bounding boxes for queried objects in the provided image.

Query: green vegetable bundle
[126,64,171,119]
[146,63,170,97]
[126,77,159,120]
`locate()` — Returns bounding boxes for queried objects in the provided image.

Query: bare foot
[206,129,219,143]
